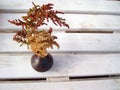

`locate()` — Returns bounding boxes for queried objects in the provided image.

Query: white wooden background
[0,0,120,90]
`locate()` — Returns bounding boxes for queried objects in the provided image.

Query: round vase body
[31,53,53,72]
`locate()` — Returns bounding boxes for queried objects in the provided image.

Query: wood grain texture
[0,2,120,89]
[0,33,120,52]
[0,79,120,90]
[0,0,120,12]
[0,54,120,79]
[0,13,120,30]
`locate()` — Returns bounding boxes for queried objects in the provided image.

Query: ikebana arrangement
[8,2,69,72]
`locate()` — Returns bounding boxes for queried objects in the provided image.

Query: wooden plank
[0,54,120,79]
[0,14,120,31]
[0,33,120,52]
[0,79,120,90]
[0,0,120,13]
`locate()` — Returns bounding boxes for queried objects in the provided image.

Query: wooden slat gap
[0,51,120,56]
[1,28,120,33]
[0,9,120,16]
[0,74,120,82]
[65,30,113,34]
[0,78,46,82]
[70,74,120,81]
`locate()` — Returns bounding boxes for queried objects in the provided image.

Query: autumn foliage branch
[8,2,69,57]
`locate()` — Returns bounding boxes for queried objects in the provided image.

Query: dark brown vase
[31,53,53,72]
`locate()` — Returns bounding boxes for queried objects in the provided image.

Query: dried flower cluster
[8,2,69,57]
[27,29,59,57]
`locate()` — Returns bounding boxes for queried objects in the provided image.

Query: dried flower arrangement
[8,2,69,58]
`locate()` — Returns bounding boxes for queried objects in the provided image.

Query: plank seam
[1,28,120,33]
[0,51,120,56]
[0,9,120,15]
[0,74,120,82]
